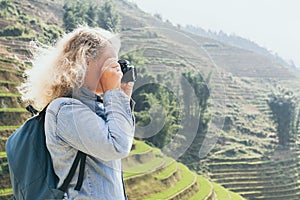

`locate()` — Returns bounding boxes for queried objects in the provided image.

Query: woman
[19,26,135,199]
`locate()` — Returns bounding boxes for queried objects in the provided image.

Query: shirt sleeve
[53,89,135,161]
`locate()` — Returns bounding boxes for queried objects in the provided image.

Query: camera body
[118,59,137,82]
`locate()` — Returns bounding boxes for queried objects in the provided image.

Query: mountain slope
[1,0,300,199]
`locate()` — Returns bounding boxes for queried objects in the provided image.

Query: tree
[63,1,121,32]
[154,13,162,20]
[98,1,121,32]
[144,85,181,148]
[0,0,8,9]
[178,72,210,170]
[63,3,80,32]
[268,88,298,146]
[86,4,98,27]
[63,9,76,32]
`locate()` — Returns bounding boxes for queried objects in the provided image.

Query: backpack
[6,105,87,200]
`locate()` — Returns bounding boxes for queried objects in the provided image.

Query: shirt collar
[72,87,103,111]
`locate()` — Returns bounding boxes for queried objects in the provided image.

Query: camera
[118,59,137,82]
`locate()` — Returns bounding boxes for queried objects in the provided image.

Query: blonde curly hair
[18,26,120,109]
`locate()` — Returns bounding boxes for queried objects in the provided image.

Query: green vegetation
[154,160,177,180]
[268,87,299,146]
[120,49,146,67]
[177,71,210,170]
[0,0,63,43]
[0,25,24,37]
[124,157,165,178]
[0,108,26,112]
[0,152,6,157]
[0,56,21,64]
[0,188,12,195]
[63,1,121,32]
[0,126,20,130]
[0,0,17,18]
[0,80,20,85]
[127,55,211,156]
[213,182,230,199]
[97,1,121,32]
[1,0,300,199]
[0,93,21,97]
[123,140,241,199]
[130,140,151,154]
[143,163,196,200]
[126,52,181,149]
[134,81,182,148]
[0,67,22,75]
[190,176,212,200]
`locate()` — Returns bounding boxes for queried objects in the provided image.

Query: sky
[129,0,300,68]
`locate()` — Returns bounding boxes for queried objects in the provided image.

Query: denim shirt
[45,87,135,200]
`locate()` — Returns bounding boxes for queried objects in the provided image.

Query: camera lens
[118,59,129,74]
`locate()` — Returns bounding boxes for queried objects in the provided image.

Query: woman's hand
[121,82,134,98]
[100,59,123,93]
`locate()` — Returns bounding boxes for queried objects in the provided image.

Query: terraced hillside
[122,3,300,200]
[0,37,30,199]
[0,136,245,199]
[123,140,245,200]
[199,66,300,199]
[203,147,300,199]
[1,0,300,199]
[194,34,300,200]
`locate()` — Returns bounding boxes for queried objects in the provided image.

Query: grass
[0,3,298,200]
[130,140,151,154]
[0,152,6,157]
[0,108,26,112]
[0,80,20,85]
[219,179,278,185]
[212,172,294,183]
[212,182,230,199]
[154,158,177,180]
[211,161,299,175]
[0,125,20,130]
[211,171,259,176]
[0,67,22,75]
[208,160,265,166]
[0,93,21,97]
[143,163,196,200]
[190,176,212,200]
[208,156,298,169]
[231,181,298,191]
[0,56,21,64]
[123,157,165,179]
[0,188,12,195]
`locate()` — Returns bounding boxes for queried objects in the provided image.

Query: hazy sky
[129,0,300,68]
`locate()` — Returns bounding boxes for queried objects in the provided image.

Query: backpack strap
[26,105,39,116]
[59,151,87,192]
[26,104,48,120]
[74,152,86,190]
[37,106,48,122]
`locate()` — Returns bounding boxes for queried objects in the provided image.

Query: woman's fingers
[121,82,134,98]
[100,61,123,93]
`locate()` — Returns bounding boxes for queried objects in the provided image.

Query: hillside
[184,25,298,69]
[123,140,245,200]
[1,0,300,199]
